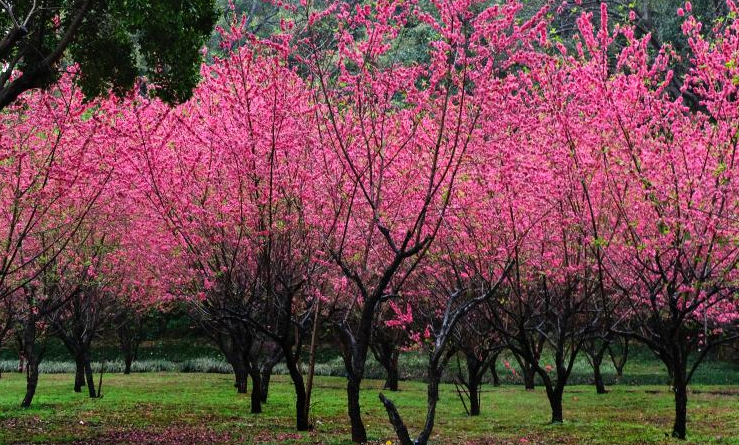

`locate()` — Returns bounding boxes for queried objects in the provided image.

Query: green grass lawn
[0,373,737,445]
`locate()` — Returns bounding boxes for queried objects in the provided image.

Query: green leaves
[657,221,670,236]
[2,0,218,108]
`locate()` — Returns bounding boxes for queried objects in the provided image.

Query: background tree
[0,0,217,109]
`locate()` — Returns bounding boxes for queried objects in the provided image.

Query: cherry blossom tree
[590,2,739,437]
[297,0,540,438]
[122,20,321,427]
[0,75,114,407]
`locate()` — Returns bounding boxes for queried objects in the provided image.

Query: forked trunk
[379,359,445,445]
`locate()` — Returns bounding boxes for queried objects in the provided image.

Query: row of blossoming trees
[1,0,739,442]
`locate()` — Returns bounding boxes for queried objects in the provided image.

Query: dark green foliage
[0,0,217,108]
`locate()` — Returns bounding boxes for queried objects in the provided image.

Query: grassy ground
[0,372,738,445]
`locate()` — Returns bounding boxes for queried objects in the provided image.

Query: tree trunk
[373,341,400,392]
[20,317,38,408]
[609,336,629,379]
[593,358,607,394]
[490,353,501,386]
[124,354,133,375]
[259,347,283,404]
[233,363,248,394]
[547,386,564,424]
[21,360,39,408]
[464,353,483,416]
[672,364,688,439]
[74,356,85,392]
[285,357,310,430]
[379,393,413,445]
[83,355,96,398]
[513,352,536,390]
[384,352,399,391]
[260,368,272,403]
[468,376,481,416]
[523,364,535,390]
[248,364,262,414]
[378,362,443,445]
[304,295,321,424]
[415,364,441,445]
[347,377,367,443]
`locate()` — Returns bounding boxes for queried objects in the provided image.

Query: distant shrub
[180,358,231,373]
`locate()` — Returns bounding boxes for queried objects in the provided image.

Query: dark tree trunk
[379,357,446,445]
[20,317,39,408]
[609,336,629,379]
[116,313,143,376]
[285,357,310,430]
[593,359,607,394]
[259,347,283,404]
[233,363,248,394]
[384,353,399,391]
[547,386,564,424]
[416,366,441,445]
[461,353,485,416]
[468,377,481,416]
[379,393,413,445]
[74,356,85,392]
[260,369,272,403]
[373,341,400,392]
[671,362,688,439]
[615,362,625,378]
[523,363,535,390]
[615,364,624,378]
[512,351,536,390]
[584,339,609,394]
[21,359,39,408]
[248,363,262,414]
[124,354,133,375]
[347,377,367,443]
[83,355,96,398]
